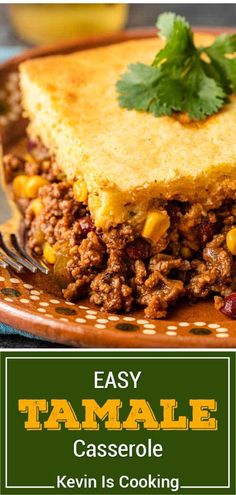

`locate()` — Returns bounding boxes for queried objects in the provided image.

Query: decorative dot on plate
[10,278,20,284]
[1,287,20,297]
[95,324,106,329]
[178,322,189,327]
[30,295,39,301]
[30,290,41,296]
[0,276,5,282]
[108,315,120,321]
[97,318,108,324]
[123,316,136,321]
[4,297,13,302]
[20,298,30,304]
[23,283,33,290]
[143,323,156,329]
[45,314,53,318]
[86,310,97,315]
[208,323,220,329]
[216,333,229,338]
[50,299,60,304]
[75,318,86,324]
[39,302,49,307]
[116,323,139,331]
[85,314,97,320]
[166,331,177,336]
[194,321,207,327]
[60,317,69,322]
[142,329,156,335]
[37,308,46,313]
[55,307,76,316]
[216,327,228,333]
[167,325,177,330]
[137,319,148,325]
[65,301,75,306]
[190,327,211,336]
[79,305,89,310]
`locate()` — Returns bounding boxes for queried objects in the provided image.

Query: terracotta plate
[0,28,235,348]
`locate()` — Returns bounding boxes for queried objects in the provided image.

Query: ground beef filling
[4,143,236,318]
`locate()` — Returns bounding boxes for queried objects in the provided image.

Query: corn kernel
[30,198,42,216]
[226,228,236,255]
[12,175,28,197]
[25,175,49,199]
[35,228,44,245]
[181,246,192,259]
[73,179,88,203]
[24,153,35,162]
[142,211,170,242]
[43,242,56,264]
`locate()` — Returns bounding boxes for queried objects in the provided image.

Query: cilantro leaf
[153,12,195,68]
[156,12,189,40]
[117,63,186,117]
[205,34,236,92]
[116,12,236,121]
[117,63,161,112]
[182,60,226,120]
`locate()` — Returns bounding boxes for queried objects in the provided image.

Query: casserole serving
[3,32,236,320]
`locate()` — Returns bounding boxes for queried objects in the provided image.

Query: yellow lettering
[161,399,188,430]
[190,399,218,430]
[123,399,159,430]
[82,399,122,430]
[44,400,80,430]
[18,399,47,430]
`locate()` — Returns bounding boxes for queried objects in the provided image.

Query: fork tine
[0,249,23,272]
[0,258,9,269]
[0,232,37,273]
[10,234,49,275]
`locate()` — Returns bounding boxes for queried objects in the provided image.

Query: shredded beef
[133,257,187,318]
[68,231,105,276]
[35,182,82,245]
[63,273,94,301]
[3,153,25,182]
[5,140,236,319]
[63,232,105,301]
[25,156,61,182]
[102,224,135,251]
[135,266,185,318]
[188,234,233,298]
[90,272,133,313]
[197,216,218,244]
[149,254,190,275]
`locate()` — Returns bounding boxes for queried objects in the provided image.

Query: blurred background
[0,4,235,49]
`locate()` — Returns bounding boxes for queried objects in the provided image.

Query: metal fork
[0,143,48,275]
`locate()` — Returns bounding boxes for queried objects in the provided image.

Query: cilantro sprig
[116,13,236,120]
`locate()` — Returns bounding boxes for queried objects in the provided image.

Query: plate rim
[1,297,235,349]
[0,26,234,72]
[0,26,235,348]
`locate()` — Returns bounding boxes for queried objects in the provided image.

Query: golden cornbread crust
[20,35,236,230]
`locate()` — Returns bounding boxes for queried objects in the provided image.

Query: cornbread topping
[19,34,236,231]
[3,16,236,320]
